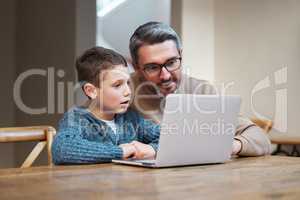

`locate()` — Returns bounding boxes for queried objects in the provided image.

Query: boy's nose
[123,84,131,97]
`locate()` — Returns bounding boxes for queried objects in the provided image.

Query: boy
[52,46,160,164]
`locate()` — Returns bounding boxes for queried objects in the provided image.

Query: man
[129,21,272,156]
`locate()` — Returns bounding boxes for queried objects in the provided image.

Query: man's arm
[234,116,272,156]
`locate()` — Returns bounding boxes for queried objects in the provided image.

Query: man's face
[136,40,182,96]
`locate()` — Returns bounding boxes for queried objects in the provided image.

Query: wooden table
[0,156,299,200]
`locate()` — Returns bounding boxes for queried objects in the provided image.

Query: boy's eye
[113,83,121,88]
[112,80,124,88]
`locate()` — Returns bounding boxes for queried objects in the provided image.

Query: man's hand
[119,143,136,159]
[130,141,156,160]
[232,139,242,155]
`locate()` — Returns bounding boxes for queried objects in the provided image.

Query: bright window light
[97,0,127,17]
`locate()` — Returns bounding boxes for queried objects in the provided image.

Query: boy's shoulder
[118,108,157,125]
[63,106,89,117]
[119,108,141,121]
[59,106,92,125]
[117,108,151,125]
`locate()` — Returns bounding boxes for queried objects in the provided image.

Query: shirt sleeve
[51,111,123,165]
[234,116,272,156]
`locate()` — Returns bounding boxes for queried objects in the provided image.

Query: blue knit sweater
[52,107,160,164]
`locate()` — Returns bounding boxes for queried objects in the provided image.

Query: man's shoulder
[179,74,216,95]
[182,74,209,85]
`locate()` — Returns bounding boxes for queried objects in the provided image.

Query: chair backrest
[251,118,273,133]
[0,126,56,168]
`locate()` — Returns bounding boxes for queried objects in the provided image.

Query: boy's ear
[83,83,97,99]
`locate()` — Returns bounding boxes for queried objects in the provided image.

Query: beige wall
[171,0,182,38]
[214,0,300,134]
[181,0,215,81]
[180,0,300,135]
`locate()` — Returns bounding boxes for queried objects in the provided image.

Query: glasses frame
[142,57,182,77]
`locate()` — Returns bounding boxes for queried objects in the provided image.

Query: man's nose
[159,67,171,80]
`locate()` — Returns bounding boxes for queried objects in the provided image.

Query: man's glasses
[142,57,182,77]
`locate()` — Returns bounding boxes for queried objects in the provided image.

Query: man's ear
[129,55,142,72]
[83,83,97,99]
[132,61,141,72]
[179,48,183,57]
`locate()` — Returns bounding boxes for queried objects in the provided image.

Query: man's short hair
[76,46,127,87]
[129,21,182,66]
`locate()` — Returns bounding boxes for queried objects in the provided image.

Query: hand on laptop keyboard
[130,141,156,159]
[119,141,156,160]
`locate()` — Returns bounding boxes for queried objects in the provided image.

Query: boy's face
[96,65,131,114]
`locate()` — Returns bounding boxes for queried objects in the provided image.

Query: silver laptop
[112,94,241,168]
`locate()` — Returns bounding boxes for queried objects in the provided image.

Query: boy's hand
[232,139,242,155]
[119,143,136,159]
[130,141,156,159]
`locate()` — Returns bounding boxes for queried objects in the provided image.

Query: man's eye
[145,65,160,71]
[166,60,176,67]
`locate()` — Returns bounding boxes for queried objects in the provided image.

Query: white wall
[97,0,171,57]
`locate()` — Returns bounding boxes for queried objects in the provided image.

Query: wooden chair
[268,133,300,156]
[251,118,300,156]
[250,118,273,133]
[0,126,56,168]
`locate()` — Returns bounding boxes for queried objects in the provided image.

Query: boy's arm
[137,117,160,152]
[122,113,160,160]
[52,127,124,164]
[52,114,124,164]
